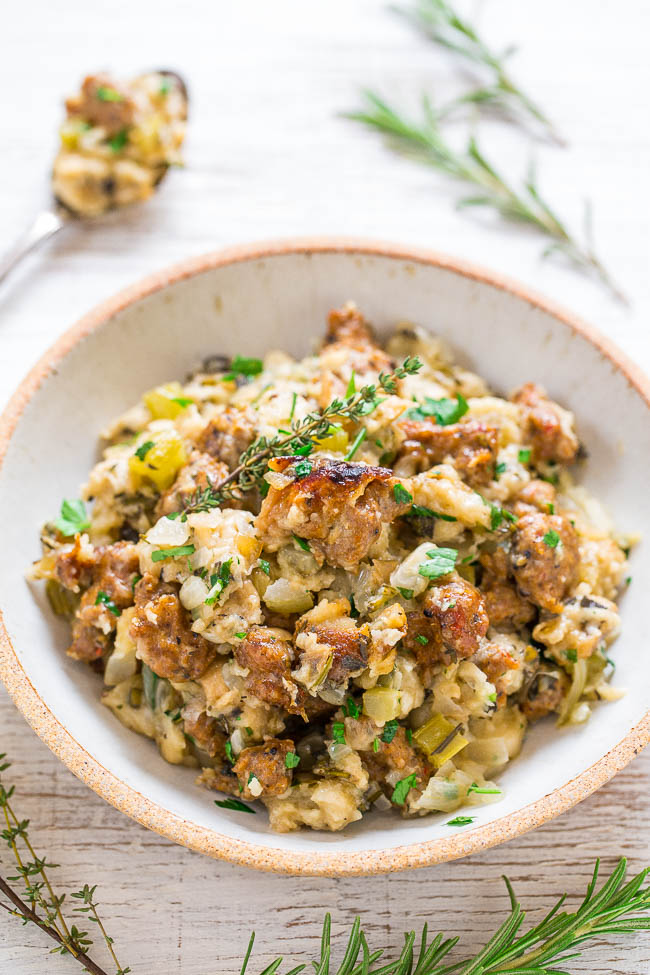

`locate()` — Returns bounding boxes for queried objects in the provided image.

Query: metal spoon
[0,70,187,287]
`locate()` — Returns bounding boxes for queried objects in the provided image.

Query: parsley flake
[107,128,128,153]
[490,504,518,530]
[373,738,380,752]
[418,546,457,580]
[54,498,91,537]
[222,356,264,382]
[345,428,367,460]
[94,590,121,617]
[345,372,356,398]
[468,783,501,795]
[518,448,531,464]
[151,544,195,563]
[415,634,429,645]
[294,459,313,478]
[285,752,301,769]
[446,816,475,826]
[393,482,413,504]
[565,648,578,663]
[543,529,561,548]
[259,559,271,575]
[406,393,468,425]
[224,741,235,764]
[495,461,507,479]
[205,559,232,605]
[96,85,124,102]
[234,632,247,639]
[409,504,457,522]
[293,535,310,552]
[391,773,417,806]
[398,587,414,600]
[134,440,154,461]
[381,719,399,743]
[332,722,346,745]
[343,698,360,719]
[214,798,256,814]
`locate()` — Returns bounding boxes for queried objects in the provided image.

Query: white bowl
[0,238,648,876]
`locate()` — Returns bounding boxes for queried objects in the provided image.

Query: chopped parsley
[381,719,399,743]
[134,440,154,461]
[398,587,415,600]
[543,529,561,548]
[409,504,457,522]
[107,128,128,153]
[141,664,159,711]
[391,773,417,806]
[259,559,271,575]
[131,573,142,593]
[171,395,193,408]
[151,544,195,563]
[94,590,121,617]
[468,783,501,795]
[293,459,313,478]
[289,392,298,420]
[234,632,247,639]
[205,559,233,605]
[446,816,475,826]
[96,85,124,102]
[373,738,380,752]
[292,442,313,456]
[345,428,367,460]
[406,393,468,425]
[54,498,91,537]
[345,371,356,398]
[331,722,346,745]
[487,692,497,703]
[222,356,263,382]
[342,698,360,719]
[490,504,518,530]
[293,535,310,552]
[285,752,301,769]
[415,634,429,645]
[565,648,578,663]
[406,728,413,744]
[495,461,507,479]
[214,798,256,814]
[393,483,413,505]
[418,546,457,580]
[518,448,531,464]
[224,741,235,764]
[159,76,172,96]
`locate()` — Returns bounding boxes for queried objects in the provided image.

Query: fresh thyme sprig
[347,91,627,303]
[394,0,563,144]
[0,754,129,975]
[185,356,422,512]
[239,858,650,974]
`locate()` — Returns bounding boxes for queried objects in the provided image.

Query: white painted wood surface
[1,1,649,971]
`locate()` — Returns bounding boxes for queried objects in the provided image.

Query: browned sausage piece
[233,739,295,798]
[397,419,499,487]
[129,574,217,680]
[423,578,489,658]
[510,512,579,612]
[66,75,135,135]
[479,549,535,630]
[521,670,569,721]
[513,478,557,515]
[255,458,410,569]
[511,383,578,464]
[156,451,228,517]
[233,626,304,715]
[295,617,369,686]
[360,726,430,804]
[324,303,393,374]
[195,408,255,470]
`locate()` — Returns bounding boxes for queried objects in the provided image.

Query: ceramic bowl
[0,238,648,876]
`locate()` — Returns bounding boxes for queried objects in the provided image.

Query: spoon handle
[0,209,66,286]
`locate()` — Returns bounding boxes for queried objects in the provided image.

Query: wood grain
[1,0,649,971]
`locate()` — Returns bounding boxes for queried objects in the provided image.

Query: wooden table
[1,1,649,971]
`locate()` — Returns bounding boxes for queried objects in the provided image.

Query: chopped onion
[179,575,209,610]
[146,516,190,547]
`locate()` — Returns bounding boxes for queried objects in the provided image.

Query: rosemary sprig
[239,859,650,974]
[185,356,422,512]
[0,754,129,975]
[394,0,563,144]
[347,91,626,303]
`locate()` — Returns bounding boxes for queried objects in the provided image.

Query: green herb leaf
[418,546,457,580]
[234,632,246,639]
[345,371,356,398]
[331,722,346,745]
[159,77,172,96]
[345,428,366,460]
[565,648,578,663]
[518,448,532,464]
[293,459,313,478]
[398,587,414,600]
[96,85,124,102]
[222,356,263,382]
[543,529,561,548]
[409,504,457,522]
[495,461,507,478]
[94,590,121,617]
[391,773,417,806]
[151,544,195,563]
[406,393,468,425]
[415,634,429,645]
[467,783,501,795]
[393,482,413,504]
[107,128,128,153]
[225,741,235,764]
[381,719,399,743]
[259,559,271,575]
[171,395,193,408]
[134,440,154,461]
[205,558,233,605]
[446,815,475,826]
[285,752,301,769]
[373,737,379,752]
[141,663,159,711]
[293,535,310,552]
[490,504,518,530]
[214,797,256,814]
[343,697,360,719]
[54,498,91,537]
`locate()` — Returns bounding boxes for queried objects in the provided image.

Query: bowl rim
[0,235,648,877]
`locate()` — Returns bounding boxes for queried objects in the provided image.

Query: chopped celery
[143,382,194,419]
[413,713,468,768]
[362,687,401,723]
[128,430,187,490]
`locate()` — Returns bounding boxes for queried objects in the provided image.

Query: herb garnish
[345,371,356,397]
[285,752,300,769]
[415,634,429,645]
[518,447,532,464]
[54,499,90,537]
[406,393,468,425]
[398,587,414,600]
[151,544,195,563]
[381,719,399,743]
[345,428,366,460]
[446,815,475,826]
[94,591,120,618]
[342,698,360,719]
[134,440,154,461]
[222,356,264,382]
[292,535,310,552]
[490,504,518,530]
[293,459,313,478]
[393,482,413,504]
[467,783,501,795]
[224,741,235,764]
[391,773,417,806]
[418,546,457,580]
[107,128,128,153]
[183,357,422,512]
[409,503,457,522]
[258,559,270,575]
[214,797,256,814]
[331,722,346,745]
[565,648,578,663]
[205,559,232,605]
[495,461,507,478]
[96,85,123,102]
[543,529,561,548]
